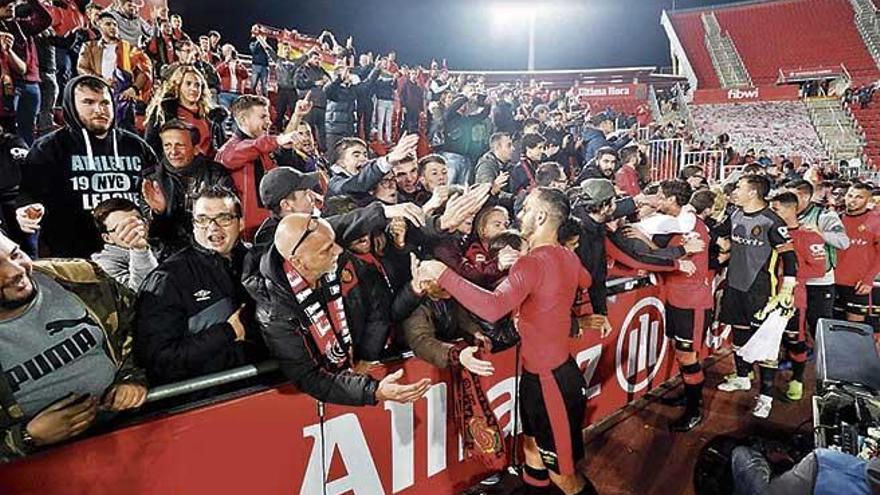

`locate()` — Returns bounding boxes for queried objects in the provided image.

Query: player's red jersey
[789,227,827,309]
[438,245,591,373]
[664,217,713,310]
[837,211,880,288]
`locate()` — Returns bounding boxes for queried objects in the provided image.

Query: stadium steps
[669,12,722,89]
[850,0,880,69]
[849,102,880,168]
[806,97,865,162]
[701,12,752,89]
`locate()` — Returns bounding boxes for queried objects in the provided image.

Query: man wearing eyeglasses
[135,186,264,385]
[246,213,431,406]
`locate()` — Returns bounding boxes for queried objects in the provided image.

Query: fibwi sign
[692,85,799,104]
[0,285,679,495]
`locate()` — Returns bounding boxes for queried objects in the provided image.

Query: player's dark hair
[740,174,771,200]
[534,187,570,224]
[659,179,693,207]
[769,191,799,209]
[785,179,813,197]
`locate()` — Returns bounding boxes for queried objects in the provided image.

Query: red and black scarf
[284,260,352,371]
[449,342,507,471]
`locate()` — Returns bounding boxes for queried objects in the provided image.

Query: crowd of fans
[845,80,878,109]
[690,101,826,162]
[0,2,879,494]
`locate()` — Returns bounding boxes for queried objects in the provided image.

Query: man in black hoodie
[16,75,158,258]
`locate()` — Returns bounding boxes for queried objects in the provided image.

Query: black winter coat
[295,64,331,108]
[324,79,357,137]
[148,154,234,259]
[245,247,379,406]
[135,244,263,385]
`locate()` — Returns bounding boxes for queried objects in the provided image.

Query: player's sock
[759,365,777,396]
[522,464,550,488]
[788,341,808,382]
[681,362,705,412]
[572,476,599,495]
[734,355,752,378]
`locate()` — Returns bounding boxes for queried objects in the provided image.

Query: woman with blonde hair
[144,65,228,158]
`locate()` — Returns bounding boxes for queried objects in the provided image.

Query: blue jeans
[731,447,816,495]
[440,152,473,186]
[218,92,239,132]
[14,81,40,146]
[250,65,269,96]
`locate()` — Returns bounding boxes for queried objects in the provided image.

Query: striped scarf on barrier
[449,342,507,471]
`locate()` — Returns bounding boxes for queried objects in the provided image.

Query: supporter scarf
[283,260,352,371]
[351,252,391,287]
[519,155,537,190]
[449,342,507,471]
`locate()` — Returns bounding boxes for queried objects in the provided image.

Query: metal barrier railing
[145,360,280,403]
[648,138,683,182]
[681,149,727,182]
[140,275,657,405]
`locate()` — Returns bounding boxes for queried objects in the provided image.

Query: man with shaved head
[245,213,431,406]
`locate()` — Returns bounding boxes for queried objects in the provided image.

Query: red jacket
[433,236,504,289]
[837,211,880,287]
[216,60,249,93]
[615,165,641,198]
[216,131,279,240]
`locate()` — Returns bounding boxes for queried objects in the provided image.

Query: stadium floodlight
[490,2,538,24]
[489,3,539,70]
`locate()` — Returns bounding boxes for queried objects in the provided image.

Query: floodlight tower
[491,3,539,70]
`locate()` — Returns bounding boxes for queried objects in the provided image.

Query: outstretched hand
[375,369,431,403]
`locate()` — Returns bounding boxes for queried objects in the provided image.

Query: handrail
[145,360,280,403]
[841,63,852,86]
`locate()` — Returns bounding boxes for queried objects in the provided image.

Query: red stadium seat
[669,12,722,89]
[716,0,879,86]
[850,103,880,168]
[670,0,880,88]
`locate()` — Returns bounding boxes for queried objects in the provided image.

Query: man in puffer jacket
[325,63,380,152]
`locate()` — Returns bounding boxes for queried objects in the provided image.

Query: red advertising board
[692,85,800,104]
[0,284,708,495]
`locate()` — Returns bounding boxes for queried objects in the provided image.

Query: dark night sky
[176,0,746,71]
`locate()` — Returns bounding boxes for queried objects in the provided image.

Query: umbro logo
[193,289,212,302]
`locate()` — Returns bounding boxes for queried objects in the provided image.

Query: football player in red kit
[835,183,880,328]
[651,180,713,432]
[418,188,610,495]
[770,192,827,401]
